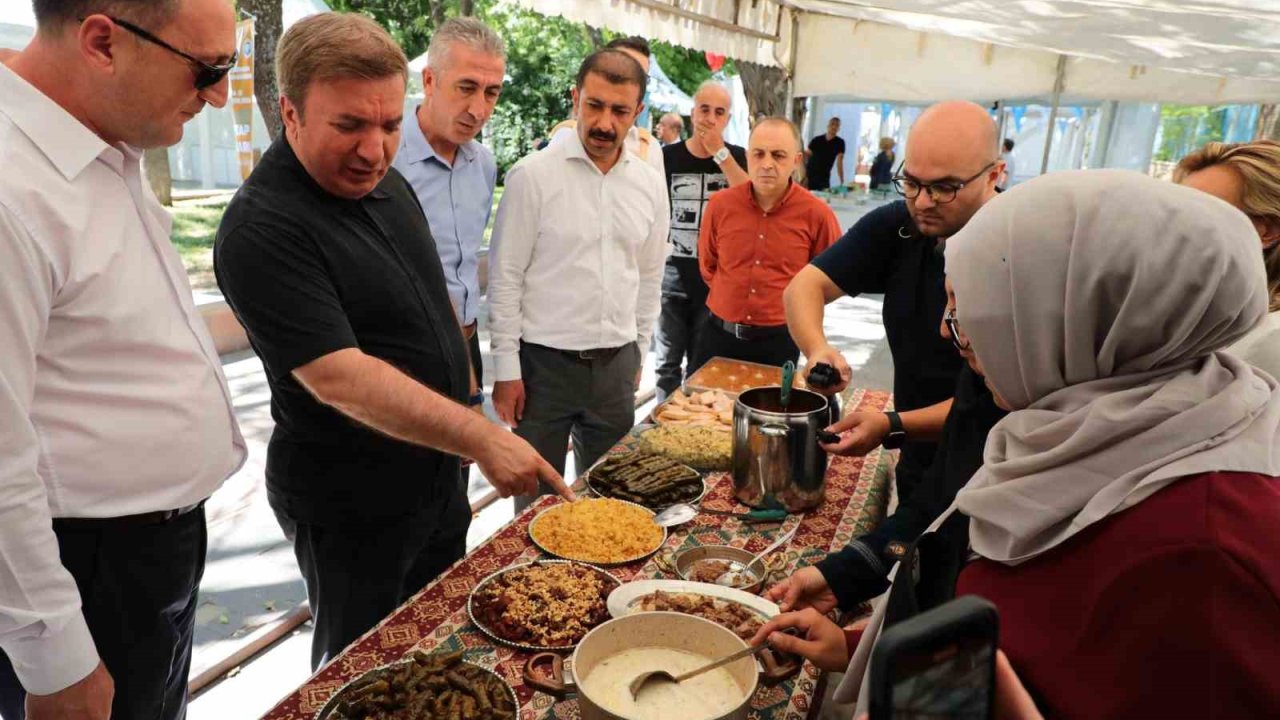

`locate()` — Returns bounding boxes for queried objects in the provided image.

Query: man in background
[656,111,684,145]
[696,117,839,369]
[804,116,846,191]
[489,50,669,511]
[391,17,504,404]
[654,81,748,400]
[998,137,1017,189]
[0,0,244,717]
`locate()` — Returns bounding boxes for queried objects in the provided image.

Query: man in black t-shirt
[655,81,749,400]
[785,100,1005,503]
[213,14,570,671]
[804,117,846,191]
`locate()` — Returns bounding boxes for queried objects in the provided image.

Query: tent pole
[994,100,1005,153]
[785,11,800,121]
[1040,54,1067,175]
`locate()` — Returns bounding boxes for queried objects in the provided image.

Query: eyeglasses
[91,16,237,90]
[894,161,996,205]
[943,308,970,351]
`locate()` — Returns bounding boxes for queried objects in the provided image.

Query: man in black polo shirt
[214,13,570,670]
[804,117,846,192]
[784,100,1003,503]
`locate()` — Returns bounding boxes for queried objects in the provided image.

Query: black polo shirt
[215,138,470,525]
[811,199,963,498]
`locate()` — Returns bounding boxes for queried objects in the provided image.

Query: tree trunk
[429,0,446,27]
[738,61,788,122]
[240,0,284,141]
[143,148,173,206]
[459,0,474,16]
[1257,104,1279,141]
[791,97,808,135]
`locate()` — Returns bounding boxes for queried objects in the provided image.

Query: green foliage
[1155,105,1228,163]
[327,0,455,59]
[650,40,735,97]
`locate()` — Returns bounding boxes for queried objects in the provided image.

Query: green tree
[650,41,734,96]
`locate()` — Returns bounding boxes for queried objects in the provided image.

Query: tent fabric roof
[520,0,1280,104]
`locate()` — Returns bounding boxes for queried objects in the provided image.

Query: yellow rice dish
[531,498,665,564]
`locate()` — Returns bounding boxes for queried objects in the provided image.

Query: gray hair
[694,80,732,111]
[427,17,506,72]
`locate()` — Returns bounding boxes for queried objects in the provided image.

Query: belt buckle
[734,322,747,340]
[577,349,597,361]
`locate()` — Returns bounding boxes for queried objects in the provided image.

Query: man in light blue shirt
[393,18,504,401]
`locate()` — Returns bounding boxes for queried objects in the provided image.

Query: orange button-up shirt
[699,181,841,326]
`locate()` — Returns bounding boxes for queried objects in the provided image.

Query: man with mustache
[693,117,839,370]
[214,13,571,670]
[546,36,664,177]
[784,101,1002,504]
[0,1,244,717]
[489,49,669,511]
[391,18,503,403]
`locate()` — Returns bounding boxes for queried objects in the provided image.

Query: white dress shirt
[488,130,670,382]
[0,65,245,694]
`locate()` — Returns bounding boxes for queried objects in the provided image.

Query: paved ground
[187,195,899,718]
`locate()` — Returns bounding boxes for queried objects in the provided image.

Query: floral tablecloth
[262,386,894,720]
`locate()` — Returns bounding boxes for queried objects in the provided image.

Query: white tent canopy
[516,0,1280,105]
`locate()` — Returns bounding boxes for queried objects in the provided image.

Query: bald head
[690,80,733,146]
[907,101,999,176]
[694,80,731,108]
[900,100,1002,239]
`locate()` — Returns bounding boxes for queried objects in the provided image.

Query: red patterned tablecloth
[262,386,894,720]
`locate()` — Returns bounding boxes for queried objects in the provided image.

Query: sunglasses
[88,16,237,90]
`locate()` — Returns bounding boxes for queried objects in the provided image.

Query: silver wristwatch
[713,147,731,164]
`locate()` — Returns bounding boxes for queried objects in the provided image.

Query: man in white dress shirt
[489,49,670,510]
[0,1,244,719]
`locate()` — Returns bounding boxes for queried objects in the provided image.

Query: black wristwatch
[882,411,907,450]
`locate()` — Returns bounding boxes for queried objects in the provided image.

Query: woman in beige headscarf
[1175,140,1280,378]
[758,170,1280,718]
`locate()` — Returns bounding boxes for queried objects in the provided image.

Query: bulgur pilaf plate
[466,560,621,651]
[528,497,667,565]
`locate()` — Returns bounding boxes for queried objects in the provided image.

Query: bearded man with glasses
[766,101,1010,630]
[0,1,245,719]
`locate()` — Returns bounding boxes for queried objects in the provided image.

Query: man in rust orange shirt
[695,117,841,370]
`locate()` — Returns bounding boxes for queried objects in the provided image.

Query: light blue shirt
[392,106,497,326]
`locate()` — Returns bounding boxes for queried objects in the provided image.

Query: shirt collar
[748,179,799,211]
[562,127,632,173]
[400,105,478,168]
[0,62,119,182]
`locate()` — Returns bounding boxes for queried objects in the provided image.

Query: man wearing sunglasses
[784,101,1003,502]
[766,101,1009,626]
[0,1,244,719]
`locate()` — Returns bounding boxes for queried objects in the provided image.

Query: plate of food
[638,424,732,471]
[529,497,667,565]
[468,560,620,651]
[315,650,517,719]
[585,451,706,509]
[652,388,735,428]
[606,580,780,641]
[686,358,808,395]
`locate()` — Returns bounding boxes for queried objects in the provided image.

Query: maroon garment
[956,471,1280,719]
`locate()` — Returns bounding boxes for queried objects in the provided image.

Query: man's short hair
[34,0,179,30]
[829,117,841,124]
[605,36,650,58]
[575,49,646,103]
[426,16,505,73]
[1003,138,1016,152]
[752,116,803,152]
[695,80,732,110]
[277,12,408,115]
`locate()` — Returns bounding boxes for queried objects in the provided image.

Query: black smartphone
[868,595,998,720]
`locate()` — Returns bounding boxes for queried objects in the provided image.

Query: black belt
[710,314,790,341]
[53,501,205,530]
[524,341,630,362]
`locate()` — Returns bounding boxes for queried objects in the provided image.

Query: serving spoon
[715,523,798,587]
[652,503,788,528]
[627,638,769,700]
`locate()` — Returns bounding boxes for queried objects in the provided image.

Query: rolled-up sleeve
[487,162,539,381]
[0,206,100,695]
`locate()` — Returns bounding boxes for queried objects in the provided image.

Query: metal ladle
[628,638,770,700]
[652,503,789,528]
[715,523,798,587]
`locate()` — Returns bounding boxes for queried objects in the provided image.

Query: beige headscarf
[836,169,1280,711]
[948,169,1280,564]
